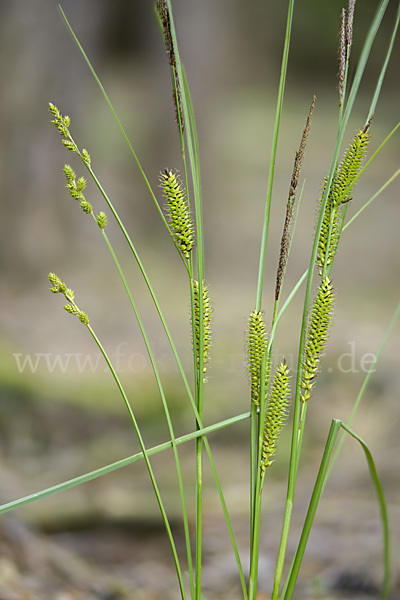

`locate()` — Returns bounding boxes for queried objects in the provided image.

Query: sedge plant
[2,1,400,599]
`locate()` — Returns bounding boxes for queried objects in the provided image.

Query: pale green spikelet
[160,169,195,259]
[63,164,76,182]
[81,149,91,166]
[193,280,212,382]
[49,102,80,155]
[301,277,334,402]
[62,139,78,153]
[247,310,270,408]
[64,304,90,325]
[64,303,79,316]
[66,181,85,202]
[80,200,93,214]
[48,272,62,291]
[261,361,290,472]
[48,274,88,325]
[317,126,370,274]
[48,273,73,298]
[76,177,86,192]
[49,103,70,137]
[63,167,92,215]
[97,212,107,230]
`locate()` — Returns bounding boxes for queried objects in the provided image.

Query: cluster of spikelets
[247,310,290,469]
[160,170,211,383]
[49,103,91,166]
[48,273,90,325]
[301,123,370,403]
[49,104,108,231]
[49,102,211,389]
[247,114,370,473]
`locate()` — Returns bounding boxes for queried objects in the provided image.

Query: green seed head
[247,310,270,408]
[193,280,212,383]
[160,169,195,259]
[301,277,334,402]
[80,200,93,214]
[261,361,290,471]
[81,149,91,166]
[97,212,108,230]
[63,304,90,325]
[317,127,370,275]
[63,164,76,182]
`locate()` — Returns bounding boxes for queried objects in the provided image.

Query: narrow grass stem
[57,6,189,265]
[163,4,206,594]
[99,224,194,593]
[83,322,187,599]
[256,0,295,311]
[251,1,295,573]
[367,1,400,123]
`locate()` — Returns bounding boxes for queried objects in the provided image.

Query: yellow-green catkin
[261,361,290,472]
[301,277,334,402]
[317,126,370,275]
[193,280,212,383]
[160,169,195,259]
[247,310,270,408]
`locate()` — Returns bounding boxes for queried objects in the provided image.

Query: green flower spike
[97,212,108,230]
[160,169,195,259]
[247,310,270,408]
[261,361,290,472]
[301,277,334,402]
[317,125,370,275]
[193,280,212,383]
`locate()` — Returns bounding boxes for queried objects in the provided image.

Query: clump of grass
[1,2,399,600]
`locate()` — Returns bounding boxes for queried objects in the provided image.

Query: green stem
[99,224,194,592]
[255,0,295,311]
[85,321,186,599]
[250,4,295,586]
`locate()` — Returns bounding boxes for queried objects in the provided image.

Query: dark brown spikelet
[156,0,184,131]
[338,0,356,106]
[338,8,346,107]
[346,0,356,51]
[275,96,315,301]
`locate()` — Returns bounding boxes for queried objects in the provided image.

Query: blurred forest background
[0,1,399,599]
